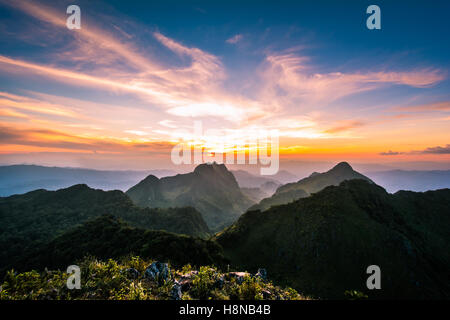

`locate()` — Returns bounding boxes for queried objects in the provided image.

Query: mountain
[240,187,270,203]
[252,162,373,211]
[0,184,210,273]
[126,162,255,231]
[0,165,176,196]
[260,180,282,195]
[216,179,450,299]
[240,182,281,203]
[365,169,450,193]
[231,169,297,187]
[7,215,226,274]
[232,170,281,203]
[231,170,281,188]
[271,170,299,184]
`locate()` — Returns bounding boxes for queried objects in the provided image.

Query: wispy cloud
[380,144,450,156]
[226,34,243,44]
[416,144,450,155]
[0,91,80,119]
[0,124,175,154]
[379,150,404,156]
[394,101,450,112]
[323,120,365,134]
[158,120,177,128]
[260,53,445,110]
[124,130,149,136]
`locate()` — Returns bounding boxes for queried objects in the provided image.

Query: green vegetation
[1,215,225,276]
[0,185,211,275]
[126,163,255,231]
[216,179,450,299]
[0,256,308,300]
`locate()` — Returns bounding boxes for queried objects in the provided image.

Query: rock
[181,270,199,278]
[255,268,267,281]
[144,262,170,284]
[124,268,140,279]
[178,270,198,290]
[171,281,182,300]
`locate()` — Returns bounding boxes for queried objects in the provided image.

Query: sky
[0,0,449,172]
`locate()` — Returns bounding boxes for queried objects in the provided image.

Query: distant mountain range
[126,163,255,231]
[0,165,176,197]
[216,179,450,299]
[231,169,280,188]
[231,169,297,187]
[251,162,373,211]
[232,170,282,202]
[2,164,449,198]
[365,169,450,193]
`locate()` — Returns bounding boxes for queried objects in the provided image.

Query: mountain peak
[141,174,160,184]
[126,161,253,231]
[330,162,353,172]
[65,184,91,191]
[194,162,228,174]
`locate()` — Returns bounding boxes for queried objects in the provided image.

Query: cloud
[323,121,364,134]
[1,0,268,124]
[153,31,225,83]
[158,120,177,128]
[0,91,80,119]
[379,150,404,156]
[124,130,149,136]
[259,53,446,110]
[226,34,243,44]
[380,145,450,155]
[0,0,159,72]
[0,124,175,154]
[394,101,450,112]
[417,144,450,154]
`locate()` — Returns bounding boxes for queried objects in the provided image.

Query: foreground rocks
[0,257,308,300]
[144,262,170,284]
[131,261,295,300]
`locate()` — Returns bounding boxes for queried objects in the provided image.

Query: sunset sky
[0,0,449,172]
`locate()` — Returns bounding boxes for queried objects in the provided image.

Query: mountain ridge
[9,215,226,273]
[126,162,255,231]
[0,184,211,275]
[251,162,373,211]
[216,179,450,299]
